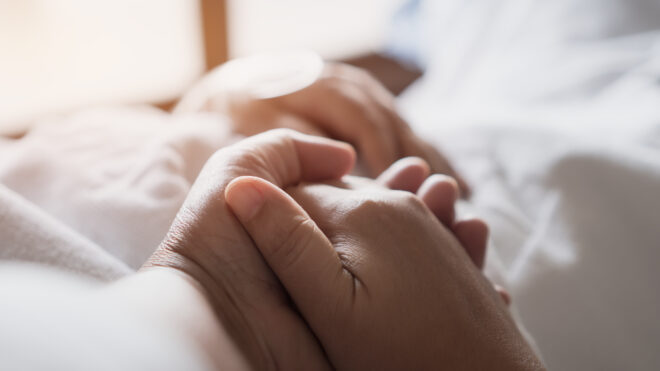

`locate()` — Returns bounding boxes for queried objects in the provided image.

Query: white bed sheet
[0,1,658,368]
[397,0,660,369]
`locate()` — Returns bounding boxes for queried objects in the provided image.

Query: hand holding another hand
[145,129,538,369]
[145,129,355,369]
[225,162,542,370]
[179,59,469,193]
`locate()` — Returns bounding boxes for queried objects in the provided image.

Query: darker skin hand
[145,129,524,369]
[226,175,544,370]
[178,61,470,194]
[145,129,352,370]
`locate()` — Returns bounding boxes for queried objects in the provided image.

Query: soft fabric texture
[0,183,129,281]
[393,0,660,369]
[0,263,212,371]
[0,1,658,369]
[0,107,239,272]
[0,107,238,370]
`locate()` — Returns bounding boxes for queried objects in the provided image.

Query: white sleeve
[0,263,212,371]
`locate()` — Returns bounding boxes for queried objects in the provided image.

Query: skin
[138,130,516,369]
[3,129,518,369]
[143,129,350,369]
[4,130,348,370]
[178,62,470,194]
[222,142,545,369]
[5,130,509,369]
[6,59,511,368]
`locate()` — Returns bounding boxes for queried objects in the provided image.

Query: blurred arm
[341,53,423,96]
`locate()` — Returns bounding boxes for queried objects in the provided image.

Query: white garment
[0,263,212,371]
[0,183,129,281]
[0,107,238,370]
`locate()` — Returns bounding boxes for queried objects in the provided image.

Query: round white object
[175,50,323,113]
[208,50,324,99]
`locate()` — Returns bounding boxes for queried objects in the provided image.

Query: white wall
[0,0,205,133]
[228,0,405,59]
[0,0,403,133]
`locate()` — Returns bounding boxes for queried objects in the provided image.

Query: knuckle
[206,146,236,171]
[266,127,297,139]
[272,216,316,268]
[209,144,261,171]
[343,193,392,222]
[345,190,426,223]
[259,129,297,158]
[207,128,299,177]
[394,190,427,212]
[321,62,350,80]
[354,67,377,84]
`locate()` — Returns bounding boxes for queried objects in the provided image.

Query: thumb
[225,176,349,320]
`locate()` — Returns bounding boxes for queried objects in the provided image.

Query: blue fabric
[385,0,424,68]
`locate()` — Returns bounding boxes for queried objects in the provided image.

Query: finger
[416,174,459,227]
[149,130,350,369]
[209,129,356,190]
[361,89,472,198]
[227,99,328,137]
[346,70,471,195]
[276,115,328,137]
[225,176,349,320]
[452,218,489,270]
[289,131,356,182]
[420,141,471,198]
[376,157,430,192]
[494,284,512,306]
[273,80,398,176]
[164,130,356,284]
[401,133,472,198]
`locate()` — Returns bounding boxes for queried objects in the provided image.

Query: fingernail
[430,173,458,188]
[226,181,264,221]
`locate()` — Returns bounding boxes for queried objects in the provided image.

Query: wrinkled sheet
[396,0,660,369]
[0,108,242,369]
[0,107,239,277]
[0,1,658,369]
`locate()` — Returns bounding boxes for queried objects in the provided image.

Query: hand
[180,61,469,193]
[225,173,542,369]
[144,129,355,369]
[376,157,511,305]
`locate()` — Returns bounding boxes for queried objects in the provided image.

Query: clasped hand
[178,62,469,194]
[144,129,542,370]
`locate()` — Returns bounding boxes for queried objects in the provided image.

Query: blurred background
[1,2,659,370]
[0,0,404,133]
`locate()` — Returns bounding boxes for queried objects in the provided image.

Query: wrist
[142,247,276,370]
